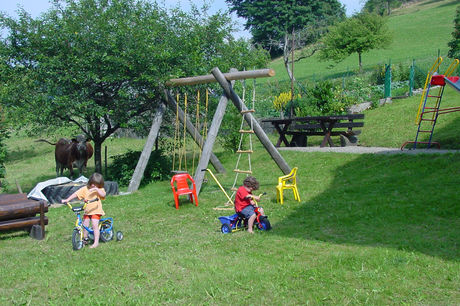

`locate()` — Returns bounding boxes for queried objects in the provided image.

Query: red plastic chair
[170,173,198,209]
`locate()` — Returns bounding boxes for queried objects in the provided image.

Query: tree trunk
[93,119,103,174]
[358,52,363,73]
[93,140,103,174]
[283,33,295,83]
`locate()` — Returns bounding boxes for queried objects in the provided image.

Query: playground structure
[401,57,460,150]
[127,68,292,197]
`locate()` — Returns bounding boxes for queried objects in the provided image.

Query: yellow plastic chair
[276,167,300,204]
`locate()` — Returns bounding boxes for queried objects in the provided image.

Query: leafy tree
[448,6,460,59]
[0,0,268,174]
[363,0,408,16]
[319,12,392,72]
[226,0,345,81]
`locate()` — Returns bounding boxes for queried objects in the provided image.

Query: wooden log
[0,193,28,205]
[0,200,49,222]
[127,101,166,193]
[211,67,292,175]
[164,90,226,174]
[166,69,275,86]
[39,200,45,239]
[0,216,49,231]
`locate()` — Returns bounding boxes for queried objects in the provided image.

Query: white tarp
[27,176,88,202]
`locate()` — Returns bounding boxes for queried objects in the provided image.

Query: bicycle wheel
[100,221,114,242]
[72,229,84,250]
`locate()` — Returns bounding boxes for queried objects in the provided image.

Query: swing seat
[276,167,300,204]
[170,173,198,209]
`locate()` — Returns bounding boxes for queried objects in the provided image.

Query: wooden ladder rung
[239,129,254,134]
[236,150,253,154]
[233,169,253,174]
[240,109,255,114]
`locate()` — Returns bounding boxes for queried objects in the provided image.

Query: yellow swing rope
[200,89,209,163]
[172,93,181,172]
[180,93,188,172]
[192,90,200,175]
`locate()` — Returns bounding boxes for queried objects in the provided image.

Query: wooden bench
[0,194,48,240]
[262,114,364,147]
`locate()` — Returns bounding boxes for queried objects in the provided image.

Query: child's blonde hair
[243,176,259,190]
[87,172,104,188]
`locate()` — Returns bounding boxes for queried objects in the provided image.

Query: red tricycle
[218,193,271,234]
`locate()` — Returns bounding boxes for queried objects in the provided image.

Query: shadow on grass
[0,230,30,241]
[412,116,460,150]
[275,153,460,262]
[430,116,460,150]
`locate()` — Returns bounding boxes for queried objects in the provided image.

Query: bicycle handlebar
[65,198,98,211]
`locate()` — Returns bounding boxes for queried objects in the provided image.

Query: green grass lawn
[1,87,460,303]
[267,0,458,84]
[2,0,460,302]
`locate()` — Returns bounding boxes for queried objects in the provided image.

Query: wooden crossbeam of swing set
[166,69,275,87]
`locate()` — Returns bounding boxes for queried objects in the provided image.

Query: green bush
[294,80,356,116]
[369,64,386,85]
[393,62,411,82]
[413,66,428,89]
[107,149,171,187]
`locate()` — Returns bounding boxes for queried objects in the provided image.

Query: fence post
[384,59,392,98]
[409,59,415,96]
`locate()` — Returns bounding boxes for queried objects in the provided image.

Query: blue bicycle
[66,199,123,250]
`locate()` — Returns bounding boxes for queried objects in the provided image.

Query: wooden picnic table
[262,114,364,148]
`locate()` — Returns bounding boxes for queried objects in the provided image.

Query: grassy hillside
[268,0,459,84]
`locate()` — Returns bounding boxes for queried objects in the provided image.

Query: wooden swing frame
[127,68,291,194]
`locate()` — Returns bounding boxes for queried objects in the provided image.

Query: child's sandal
[83,238,89,245]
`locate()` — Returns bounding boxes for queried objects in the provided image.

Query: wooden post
[39,200,45,240]
[211,67,291,175]
[127,101,166,193]
[164,89,226,174]
[193,70,237,195]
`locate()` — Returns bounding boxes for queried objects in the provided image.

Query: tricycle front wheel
[221,223,232,234]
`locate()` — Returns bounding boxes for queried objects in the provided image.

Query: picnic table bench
[262,114,364,148]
